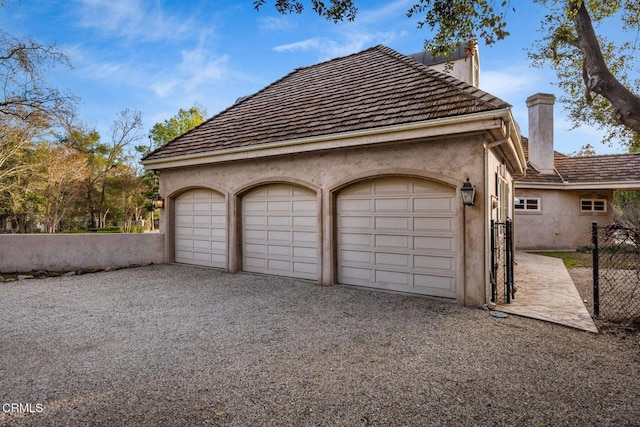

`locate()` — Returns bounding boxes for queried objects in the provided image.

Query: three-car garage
[173,177,457,299]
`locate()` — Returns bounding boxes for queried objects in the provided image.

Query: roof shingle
[518,138,640,184]
[144,45,510,161]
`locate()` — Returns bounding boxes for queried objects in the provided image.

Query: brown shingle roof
[556,153,640,183]
[518,138,640,184]
[144,45,510,161]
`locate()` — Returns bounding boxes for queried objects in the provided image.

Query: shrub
[130,225,145,234]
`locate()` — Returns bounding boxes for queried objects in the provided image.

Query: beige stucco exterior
[514,188,613,250]
[0,233,165,273]
[152,120,523,307]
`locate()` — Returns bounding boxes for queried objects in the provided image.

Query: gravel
[1,264,639,426]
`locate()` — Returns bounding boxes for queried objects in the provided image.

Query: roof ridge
[559,151,640,160]
[374,45,510,110]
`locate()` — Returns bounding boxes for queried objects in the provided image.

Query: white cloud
[75,0,193,42]
[273,30,404,61]
[258,16,296,31]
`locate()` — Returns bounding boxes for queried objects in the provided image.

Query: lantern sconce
[152,195,165,209]
[460,178,476,206]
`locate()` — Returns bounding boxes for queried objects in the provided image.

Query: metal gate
[491,219,515,304]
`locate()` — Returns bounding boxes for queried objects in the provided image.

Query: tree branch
[573,2,640,134]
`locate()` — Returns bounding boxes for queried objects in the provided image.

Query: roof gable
[144,45,510,162]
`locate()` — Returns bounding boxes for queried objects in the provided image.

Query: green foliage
[89,226,124,233]
[534,251,593,268]
[571,143,596,156]
[407,0,511,61]
[528,1,639,147]
[145,105,207,154]
[130,225,145,233]
[253,0,357,22]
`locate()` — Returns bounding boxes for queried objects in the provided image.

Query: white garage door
[242,184,318,280]
[337,177,457,298]
[175,189,227,268]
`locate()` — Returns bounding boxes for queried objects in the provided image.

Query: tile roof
[518,138,640,185]
[144,45,510,161]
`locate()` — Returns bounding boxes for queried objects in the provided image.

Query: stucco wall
[158,137,494,306]
[514,188,613,250]
[0,233,165,273]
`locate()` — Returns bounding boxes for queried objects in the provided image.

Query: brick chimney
[526,93,556,174]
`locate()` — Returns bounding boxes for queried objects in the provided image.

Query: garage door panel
[375,252,410,267]
[244,229,266,240]
[341,233,372,247]
[267,200,290,211]
[414,274,455,291]
[267,230,290,241]
[268,216,291,227]
[414,254,454,270]
[414,217,454,232]
[340,216,372,229]
[293,216,316,227]
[376,270,410,286]
[340,266,373,282]
[293,247,316,258]
[293,200,316,211]
[293,231,316,243]
[244,200,266,212]
[293,262,317,275]
[242,184,318,280]
[268,259,291,272]
[375,198,409,211]
[244,257,266,269]
[375,234,410,249]
[245,215,266,226]
[375,217,410,230]
[414,197,454,212]
[341,249,372,263]
[414,236,453,251]
[374,181,410,194]
[267,186,291,197]
[268,245,291,256]
[339,199,371,212]
[338,177,457,298]
[174,189,227,269]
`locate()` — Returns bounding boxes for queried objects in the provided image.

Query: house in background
[142,45,525,307]
[515,93,640,250]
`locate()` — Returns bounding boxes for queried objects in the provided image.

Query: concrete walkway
[498,252,598,333]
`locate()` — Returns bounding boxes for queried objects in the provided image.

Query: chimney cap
[526,93,555,106]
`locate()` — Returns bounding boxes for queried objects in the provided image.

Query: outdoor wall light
[461,178,476,206]
[152,195,165,209]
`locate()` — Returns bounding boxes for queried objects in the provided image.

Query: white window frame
[581,198,607,212]
[515,197,540,212]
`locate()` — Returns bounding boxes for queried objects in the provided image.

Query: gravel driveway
[1,264,639,426]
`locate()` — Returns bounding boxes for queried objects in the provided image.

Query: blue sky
[0,0,628,156]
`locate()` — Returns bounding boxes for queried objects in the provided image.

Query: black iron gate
[491,218,515,304]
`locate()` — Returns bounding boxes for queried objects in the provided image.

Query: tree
[0,18,75,121]
[254,1,640,145]
[140,105,208,230]
[145,105,207,153]
[31,143,88,233]
[58,109,144,228]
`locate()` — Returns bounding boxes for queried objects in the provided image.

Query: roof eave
[515,181,640,190]
[142,109,513,170]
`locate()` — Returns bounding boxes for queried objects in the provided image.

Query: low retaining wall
[0,233,165,273]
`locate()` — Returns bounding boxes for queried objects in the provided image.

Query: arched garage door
[174,189,227,268]
[242,184,318,280]
[337,177,457,298]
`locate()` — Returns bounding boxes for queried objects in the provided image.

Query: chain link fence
[592,222,640,324]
